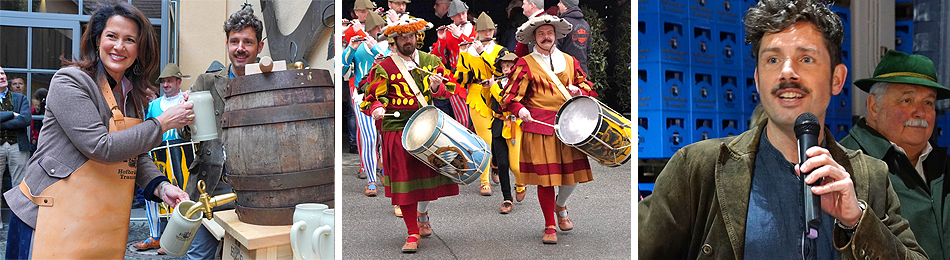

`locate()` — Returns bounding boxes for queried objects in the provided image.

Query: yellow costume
[455,42,506,186]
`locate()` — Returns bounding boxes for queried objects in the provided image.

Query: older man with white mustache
[840,50,950,260]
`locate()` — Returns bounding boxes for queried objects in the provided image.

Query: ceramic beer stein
[312,209,334,260]
[160,201,204,257]
[186,91,218,142]
[290,203,329,260]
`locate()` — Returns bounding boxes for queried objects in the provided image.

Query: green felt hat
[155,63,189,84]
[854,50,950,99]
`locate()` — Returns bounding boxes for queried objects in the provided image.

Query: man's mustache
[769,81,811,95]
[905,118,929,127]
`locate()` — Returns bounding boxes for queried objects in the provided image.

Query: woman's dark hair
[61,2,159,115]
[744,0,844,69]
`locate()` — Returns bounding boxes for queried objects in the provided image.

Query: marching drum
[403,106,492,185]
[555,96,632,167]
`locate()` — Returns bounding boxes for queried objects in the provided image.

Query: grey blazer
[3,66,165,228]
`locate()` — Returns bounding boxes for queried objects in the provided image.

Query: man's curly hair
[744,0,844,69]
[223,7,264,42]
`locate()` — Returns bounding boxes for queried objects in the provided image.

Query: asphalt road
[340,150,632,259]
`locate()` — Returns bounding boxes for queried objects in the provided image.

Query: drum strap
[528,53,572,101]
[391,56,430,107]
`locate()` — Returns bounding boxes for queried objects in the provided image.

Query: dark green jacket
[841,118,950,260]
[639,121,926,259]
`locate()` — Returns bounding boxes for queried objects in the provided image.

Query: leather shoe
[515,184,526,202]
[133,237,160,250]
[357,169,367,179]
[480,183,492,196]
[402,234,421,253]
[417,212,432,237]
[555,205,574,231]
[542,226,558,244]
[365,182,378,197]
[394,205,403,218]
[157,248,166,255]
[491,172,500,184]
[499,200,513,214]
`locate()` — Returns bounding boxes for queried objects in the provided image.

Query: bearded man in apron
[3,3,191,258]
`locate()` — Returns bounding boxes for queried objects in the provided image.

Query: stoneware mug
[312,209,334,260]
[186,91,218,142]
[290,203,329,260]
[160,200,204,257]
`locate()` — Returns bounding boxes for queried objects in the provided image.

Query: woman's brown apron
[19,79,144,259]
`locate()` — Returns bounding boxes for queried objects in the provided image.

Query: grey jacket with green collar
[639,121,926,259]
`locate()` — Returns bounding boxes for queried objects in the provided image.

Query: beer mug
[186,91,218,142]
[160,201,204,257]
[312,209,334,260]
[290,203,329,260]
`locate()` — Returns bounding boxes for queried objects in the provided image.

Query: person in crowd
[0,67,32,191]
[343,11,389,198]
[454,12,508,196]
[639,0,927,258]
[430,0,475,130]
[3,3,191,258]
[488,51,526,213]
[555,0,591,75]
[839,50,950,260]
[132,63,192,254]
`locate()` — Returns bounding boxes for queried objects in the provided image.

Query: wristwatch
[837,200,866,230]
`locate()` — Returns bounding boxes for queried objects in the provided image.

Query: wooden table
[214,210,293,260]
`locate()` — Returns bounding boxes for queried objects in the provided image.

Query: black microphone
[794,112,822,239]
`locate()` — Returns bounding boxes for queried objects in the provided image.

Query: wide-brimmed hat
[475,12,496,31]
[854,50,950,99]
[515,15,573,45]
[447,0,468,18]
[155,63,189,84]
[354,0,375,11]
[494,51,518,73]
[382,18,433,39]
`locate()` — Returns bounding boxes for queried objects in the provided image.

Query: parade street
[341,150,632,259]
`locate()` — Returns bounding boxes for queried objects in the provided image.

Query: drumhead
[404,106,441,151]
[556,96,600,145]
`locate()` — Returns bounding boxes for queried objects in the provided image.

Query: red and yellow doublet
[361,52,460,205]
[501,51,597,186]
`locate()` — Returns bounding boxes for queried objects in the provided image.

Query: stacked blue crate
[895,19,913,54]
[938,111,950,147]
[639,0,689,17]
[720,112,745,137]
[640,5,696,158]
[691,112,718,143]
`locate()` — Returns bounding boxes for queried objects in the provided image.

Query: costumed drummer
[3,2,191,258]
[500,15,597,244]
[360,18,459,253]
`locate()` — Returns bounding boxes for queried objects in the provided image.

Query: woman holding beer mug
[3,2,191,258]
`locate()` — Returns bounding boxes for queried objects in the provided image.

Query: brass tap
[184,180,237,219]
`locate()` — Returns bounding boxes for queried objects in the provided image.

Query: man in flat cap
[840,50,950,259]
[501,15,597,244]
[556,0,591,75]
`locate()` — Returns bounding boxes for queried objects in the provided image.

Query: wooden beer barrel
[221,69,334,225]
